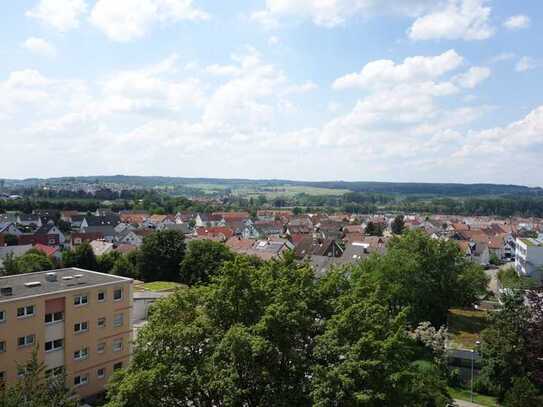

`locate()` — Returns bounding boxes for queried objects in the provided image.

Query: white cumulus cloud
[333,50,463,90]
[453,66,490,89]
[516,56,538,72]
[504,15,530,30]
[90,0,209,42]
[408,0,494,41]
[26,0,88,31]
[21,37,57,57]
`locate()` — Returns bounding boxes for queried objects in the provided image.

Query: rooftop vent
[1,287,13,296]
[45,272,57,282]
[62,276,74,281]
[74,274,84,278]
[24,281,41,288]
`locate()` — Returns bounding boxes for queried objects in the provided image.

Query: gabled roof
[18,213,41,222]
[196,227,234,241]
[34,243,58,257]
[0,222,16,233]
[85,214,120,227]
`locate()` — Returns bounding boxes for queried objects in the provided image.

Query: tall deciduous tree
[478,290,543,402]
[62,242,98,270]
[391,214,406,235]
[105,256,450,407]
[136,230,185,282]
[362,230,488,326]
[179,240,234,285]
[0,249,54,276]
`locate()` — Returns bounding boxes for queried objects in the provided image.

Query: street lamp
[471,340,481,402]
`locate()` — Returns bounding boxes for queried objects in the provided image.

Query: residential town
[2,208,542,280]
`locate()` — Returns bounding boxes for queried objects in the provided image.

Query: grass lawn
[139,281,185,292]
[448,386,499,406]
[447,308,489,349]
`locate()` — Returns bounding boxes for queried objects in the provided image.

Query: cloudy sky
[1,1,542,185]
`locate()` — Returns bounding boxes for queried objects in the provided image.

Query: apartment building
[515,237,543,282]
[0,268,132,399]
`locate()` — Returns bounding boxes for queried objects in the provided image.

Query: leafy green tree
[14,250,54,274]
[362,230,488,326]
[111,251,139,279]
[97,251,122,274]
[503,377,541,407]
[62,242,98,270]
[391,214,406,235]
[0,253,19,276]
[0,348,78,407]
[179,240,234,285]
[478,292,530,399]
[136,230,185,282]
[0,250,54,276]
[364,221,383,236]
[106,257,450,407]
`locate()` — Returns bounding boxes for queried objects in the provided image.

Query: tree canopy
[0,349,78,407]
[0,249,54,276]
[62,242,98,270]
[477,290,543,403]
[106,247,455,407]
[179,239,235,285]
[136,230,185,282]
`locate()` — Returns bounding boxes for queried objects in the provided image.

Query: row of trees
[103,231,490,406]
[476,290,543,405]
[0,230,237,287]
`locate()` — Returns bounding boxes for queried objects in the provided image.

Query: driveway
[454,399,486,407]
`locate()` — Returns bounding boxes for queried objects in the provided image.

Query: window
[113,362,123,371]
[44,311,64,324]
[74,374,88,386]
[74,321,89,333]
[16,305,34,318]
[0,371,5,383]
[17,335,35,348]
[97,342,106,353]
[48,239,56,245]
[0,310,5,323]
[45,339,63,352]
[0,341,5,353]
[97,317,106,328]
[97,368,105,379]
[113,288,123,301]
[112,338,123,352]
[74,295,88,306]
[113,313,124,328]
[74,347,89,361]
[97,291,106,302]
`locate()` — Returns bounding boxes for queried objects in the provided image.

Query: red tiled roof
[196,227,234,241]
[33,243,58,257]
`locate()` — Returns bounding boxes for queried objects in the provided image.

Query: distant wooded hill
[3,175,543,197]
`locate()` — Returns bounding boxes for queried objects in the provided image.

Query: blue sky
[1,0,542,185]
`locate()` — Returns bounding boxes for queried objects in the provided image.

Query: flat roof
[0,268,132,303]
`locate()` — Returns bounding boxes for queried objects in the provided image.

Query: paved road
[454,399,486,407]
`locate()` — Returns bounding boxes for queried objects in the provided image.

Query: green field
[184,182,350,197]
[233,185,350,198]
[448,387,499,406]
[138,281,185,292]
